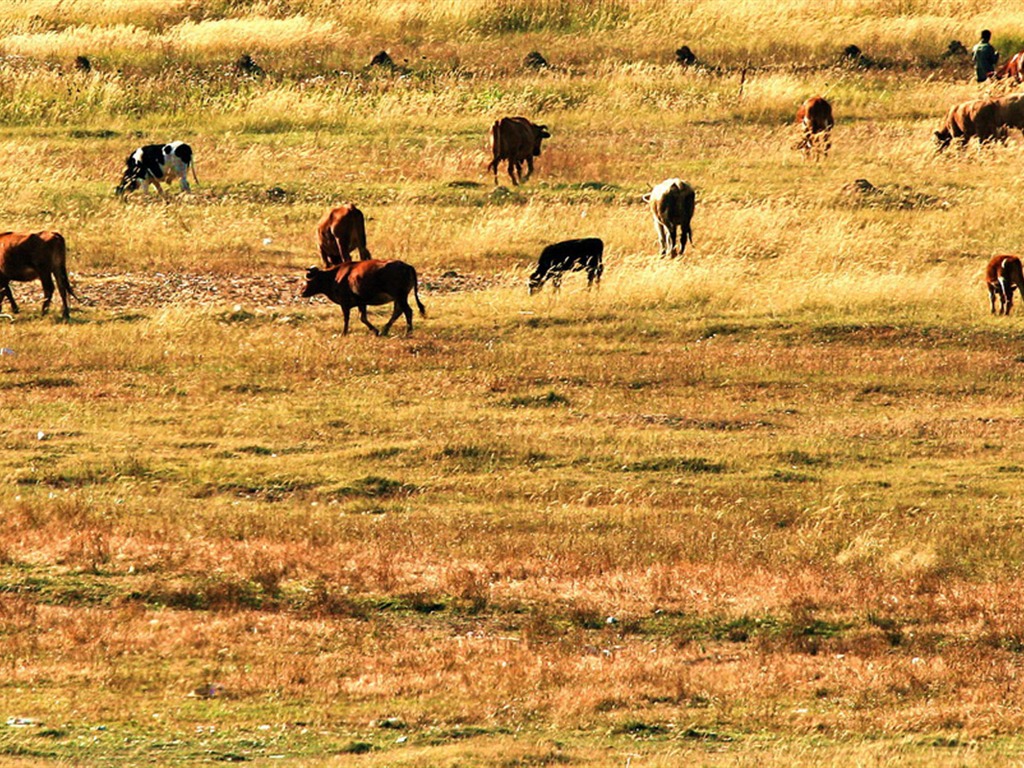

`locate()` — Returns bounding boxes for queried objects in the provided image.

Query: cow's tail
[412,267,426,317]
[488,120,502,180]
[190,159,199,186]
[53,233,79,301]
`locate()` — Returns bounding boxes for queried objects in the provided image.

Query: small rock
[523,51,548,70]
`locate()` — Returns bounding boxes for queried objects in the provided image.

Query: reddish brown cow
[986,255,1024,315]
[301,259,426,335]
[316,204,370,266]
[488,116,551,185]
[0,231,76,320]
[795,96,834,159]
[935,98,1008,151]
[996,50,1024,82]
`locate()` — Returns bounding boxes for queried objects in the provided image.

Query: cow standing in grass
[795,96,834,160]
[529,238,603,294]
[116,141,198,197]
[301,260,426,335]
[986,255,1024,315]
[488,116,551,185]
[643,179,696,257]
[0,231,76,320]
[317,204,371,265]
[935,99,1004,150]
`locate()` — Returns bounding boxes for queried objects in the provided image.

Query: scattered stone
[839,44,874,68]
[675,45,697,66]
[840,178,945,210]
[523,51,548,70]
[73,55,91,72]
[370,50,395,69]
[265,186,288,202]
[234,53,264,77]
[944,39,968,58]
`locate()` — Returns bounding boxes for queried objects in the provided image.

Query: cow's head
[528,270,545,295]
[115,174,140,196]
[301,266,328,298]
[532,125,550,156]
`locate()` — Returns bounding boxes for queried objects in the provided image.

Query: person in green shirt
[973,29,999,82]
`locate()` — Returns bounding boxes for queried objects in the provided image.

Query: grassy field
[6,0,1024,764]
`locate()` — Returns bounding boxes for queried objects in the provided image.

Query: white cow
[642,178,695,257]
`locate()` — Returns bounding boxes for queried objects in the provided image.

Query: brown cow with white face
[301,259,425,335]
[795,96,834,160]
[0,231,76,320]
[488,116,551,185]
[317,204,371,266]
[986,255,1024,315]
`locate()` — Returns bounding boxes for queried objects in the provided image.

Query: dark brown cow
[986,255,1024,315]
[934,98,1004,150]
[301,259,425,335]
[0,231,76,320]
[488,116,551,185]
[795,96,834,159]
[316,204,371,266]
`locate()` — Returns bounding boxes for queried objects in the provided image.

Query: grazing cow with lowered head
[935,98,1005,151]
[529,238,603,294]
[0,231,76,320]
[116,141,198,197]
[488,116,550,185]
[986,255,1024,315]
[301,260,426,335]
[317,204,371,266]
[643,179,695,257]
[795,96,834,159]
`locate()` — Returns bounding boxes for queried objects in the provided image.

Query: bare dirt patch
[64,269,513,311]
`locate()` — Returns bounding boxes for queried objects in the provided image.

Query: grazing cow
[488,116,551,185]
[795,96,834,159]
[301,259,426,335]
[316,204,371,266]
[0,231,76,320]
[996,50,1024,82]
[934,98,1005,150]
[642,178,696,257]
[116,141,198,197]
[529,238,603,294]
[986,255,1024,315]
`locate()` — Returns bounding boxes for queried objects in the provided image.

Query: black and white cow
[116,141,198,197]
[528,237,604,294]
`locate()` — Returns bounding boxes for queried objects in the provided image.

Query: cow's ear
[641,194,651,203]
[306,266,319,277]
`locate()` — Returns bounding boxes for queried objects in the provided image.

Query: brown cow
[316,204,370,266]
[0,231,76,320]
[301,259,426,335]
[795,96,834,160]
[934,98,1005,150]
[488,116,551,185]
[996,50,1024,82]
[986,255,1024,315]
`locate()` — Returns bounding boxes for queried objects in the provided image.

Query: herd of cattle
[0,92,1022,329]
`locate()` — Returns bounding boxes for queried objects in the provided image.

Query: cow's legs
[488,158,501,185]
[668,224,679,257]
[522,156,535,183]
[821,129,832,158]
[1007,284,1016,315]
[0,279,16,314]
[654,219,668,256]
[551,272,563,292]
[381,300,409,336]
[55,271,71,320]
[508,160,521,186]
[990,284,999,314]
[342,306,352,335]
[179,172,191,193]
[358,305,380,335]
[39,273,55,315]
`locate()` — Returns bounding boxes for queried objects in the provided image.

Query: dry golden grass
[5,0,1024,764]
